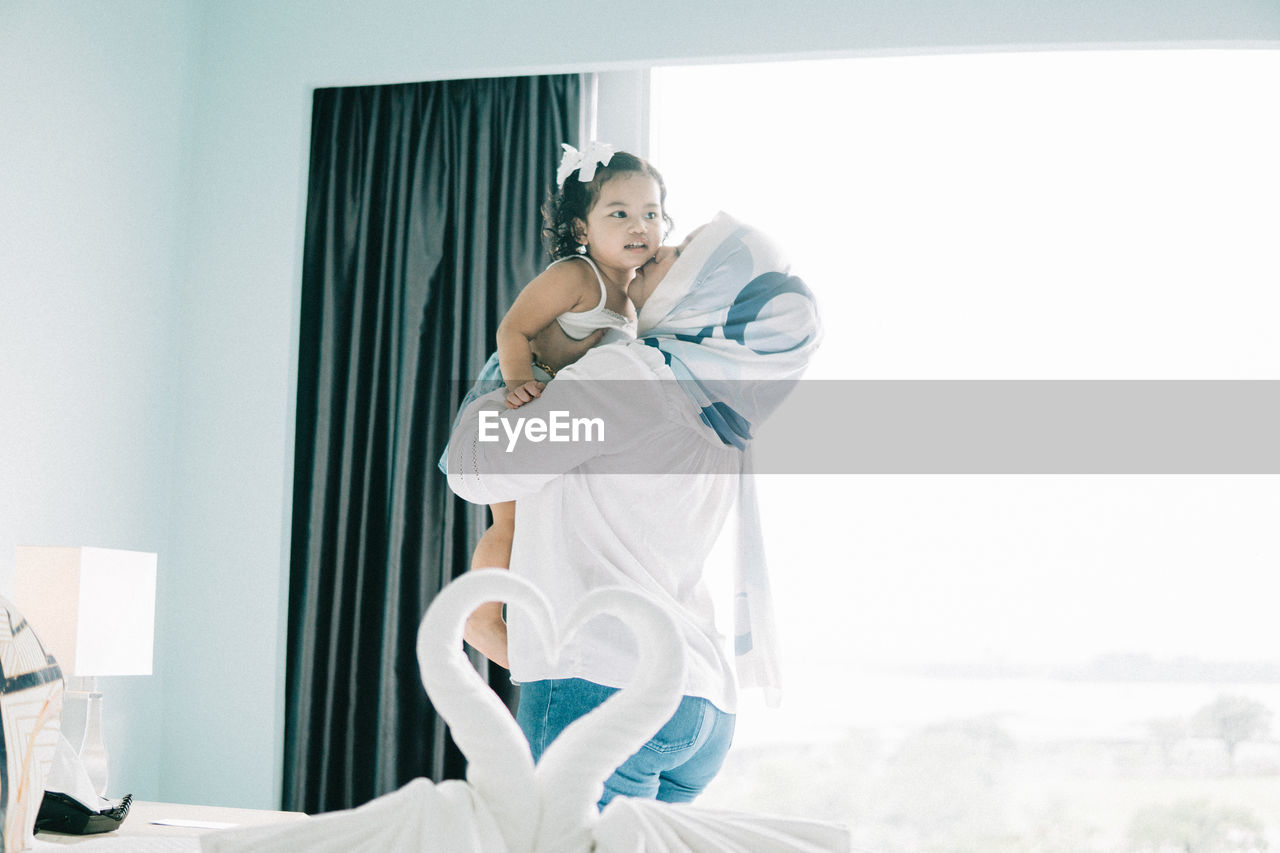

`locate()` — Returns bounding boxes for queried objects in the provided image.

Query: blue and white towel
[637,212,822,705]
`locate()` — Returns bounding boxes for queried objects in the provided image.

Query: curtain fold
[284,74,580,814]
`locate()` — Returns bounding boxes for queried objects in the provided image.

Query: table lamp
[14,546,157,797]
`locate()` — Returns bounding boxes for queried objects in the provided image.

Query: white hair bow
[556,141,615,185]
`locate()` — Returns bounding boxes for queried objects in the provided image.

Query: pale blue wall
[3,0,1276,811]
[0,0,198,803]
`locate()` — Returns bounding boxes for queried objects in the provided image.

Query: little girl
[442,142,674,667]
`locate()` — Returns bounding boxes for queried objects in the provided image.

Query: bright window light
[651,50,1280,380]
[651,51,1280,851]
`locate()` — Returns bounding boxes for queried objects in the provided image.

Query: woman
[449,211,823,806]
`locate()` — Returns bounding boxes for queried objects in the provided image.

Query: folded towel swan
[201,570,852,852]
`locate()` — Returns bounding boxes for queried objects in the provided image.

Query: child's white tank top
[550,255,637,343]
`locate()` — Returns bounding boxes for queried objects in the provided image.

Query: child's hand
[505,379,545,409]
[648,245,680,266]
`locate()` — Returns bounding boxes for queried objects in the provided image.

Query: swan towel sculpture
[197,570,854,852]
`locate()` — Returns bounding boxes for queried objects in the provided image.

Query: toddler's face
[575,173,663,274]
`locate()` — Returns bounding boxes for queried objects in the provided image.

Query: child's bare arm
[496,263,592,405]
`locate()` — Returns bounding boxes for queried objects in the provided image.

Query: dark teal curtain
[284,74,580,814]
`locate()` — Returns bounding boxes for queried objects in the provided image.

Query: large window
[651,51,1280,851]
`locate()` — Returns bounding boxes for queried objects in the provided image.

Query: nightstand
[34,800,309,844]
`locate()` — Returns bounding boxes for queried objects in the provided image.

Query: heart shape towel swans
[417,572,688,852]
[202,571,851,853]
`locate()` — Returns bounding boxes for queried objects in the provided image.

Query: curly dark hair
[542,151,675,260]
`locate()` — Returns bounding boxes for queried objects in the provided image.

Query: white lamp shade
[14,546,157,677]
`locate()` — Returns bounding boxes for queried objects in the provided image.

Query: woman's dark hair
[542,151,674,260]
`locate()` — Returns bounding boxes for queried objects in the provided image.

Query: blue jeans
[516,678,735,808]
